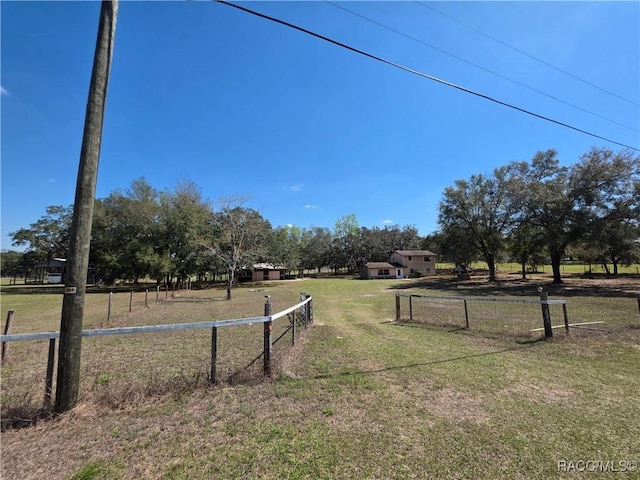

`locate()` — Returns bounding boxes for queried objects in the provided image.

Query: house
[239,263,287,282]
[362,250,437,279]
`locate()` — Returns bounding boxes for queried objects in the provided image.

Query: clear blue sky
[2,1,639,251]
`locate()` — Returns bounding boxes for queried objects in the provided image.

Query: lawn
[1,274,639,479]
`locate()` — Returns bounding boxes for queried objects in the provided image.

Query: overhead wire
[215,0,639,152]
[415,1,639,107]
[325,1,637,132]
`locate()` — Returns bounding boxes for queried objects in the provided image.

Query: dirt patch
[501,382,574,405]
[420,386,491,425]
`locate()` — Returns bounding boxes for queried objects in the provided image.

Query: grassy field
[1,274,639,479]
[436,262,640,275]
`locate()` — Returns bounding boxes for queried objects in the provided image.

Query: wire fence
[395,292,640,341]
[0,293,313,426]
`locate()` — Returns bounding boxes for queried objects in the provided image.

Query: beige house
[362,250,437,279]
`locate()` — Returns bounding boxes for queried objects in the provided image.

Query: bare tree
[200,198,271,300]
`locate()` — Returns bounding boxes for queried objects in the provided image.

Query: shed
[239,263,287,282]
[33,258,67,284]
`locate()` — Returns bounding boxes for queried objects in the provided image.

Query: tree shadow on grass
[309,342,538,381]
[388,273,640,299]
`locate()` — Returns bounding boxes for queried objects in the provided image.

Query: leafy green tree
[438,165,521,281]
[158,181,213,284]
[571,148,640,275]
[359,225,422,263]
[268,225,303,277]
[1,250,27,284]
[331,214,362,274]
[435,224,480,267]
[520,148,639,283]
[91,178,167,284]
[10,205,73,263]
[299,226,332,274]
[506,222,546,279]
[519,149,582,283]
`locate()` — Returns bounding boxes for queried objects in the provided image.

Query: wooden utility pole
[55,0,118,413]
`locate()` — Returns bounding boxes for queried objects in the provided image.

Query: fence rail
[395,291,640,340]
[1,293,313,412]
[395,292,568,339]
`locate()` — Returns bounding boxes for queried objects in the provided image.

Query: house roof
[34,258,67,268]
[365,262,396,269]
[253,263,286,270]
[394,250,437,256]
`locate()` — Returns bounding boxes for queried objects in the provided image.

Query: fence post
[129,291,133,313]
[563,302,570,334]
[409,295,414,322]
[107,292,113,324]
[145,289,149,308]
[305,294,312,327]
[44,338,56,407]
[210,326,218,384]
[539,289,553,338]
[1,309,15,365]
[395,293,400,321]
[291,312,296,347]
[156,285,160,304]
[263,296,272,377]
[463,299,470,329]
[637,295,640,321]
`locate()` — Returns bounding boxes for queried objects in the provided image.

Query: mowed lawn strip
[1,277,639,479]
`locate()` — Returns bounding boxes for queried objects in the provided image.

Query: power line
[416,1,639,108]
[325,1,637,132]
[215,0,639,152]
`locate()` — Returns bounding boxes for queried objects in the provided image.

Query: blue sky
[2,1,638,251]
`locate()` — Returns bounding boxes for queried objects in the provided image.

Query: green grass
[1,276,639,479]
[67,462,110,480]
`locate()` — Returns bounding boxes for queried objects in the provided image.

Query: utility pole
[55,0,118,413]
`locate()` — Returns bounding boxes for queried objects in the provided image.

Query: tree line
[4,147,639,288]
[4,179,423,296]
[433,147,640,283]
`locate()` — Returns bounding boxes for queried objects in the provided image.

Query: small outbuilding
[239,263,287,282]
[32,258,67,284]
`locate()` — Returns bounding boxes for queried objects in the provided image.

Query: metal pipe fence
[0,293,313,421]
[396,294,568,338]
[395,292,640,340]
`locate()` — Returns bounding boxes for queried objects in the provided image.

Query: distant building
[33,258,67,284]
[361,250,437,279]
[239,263,288,282]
